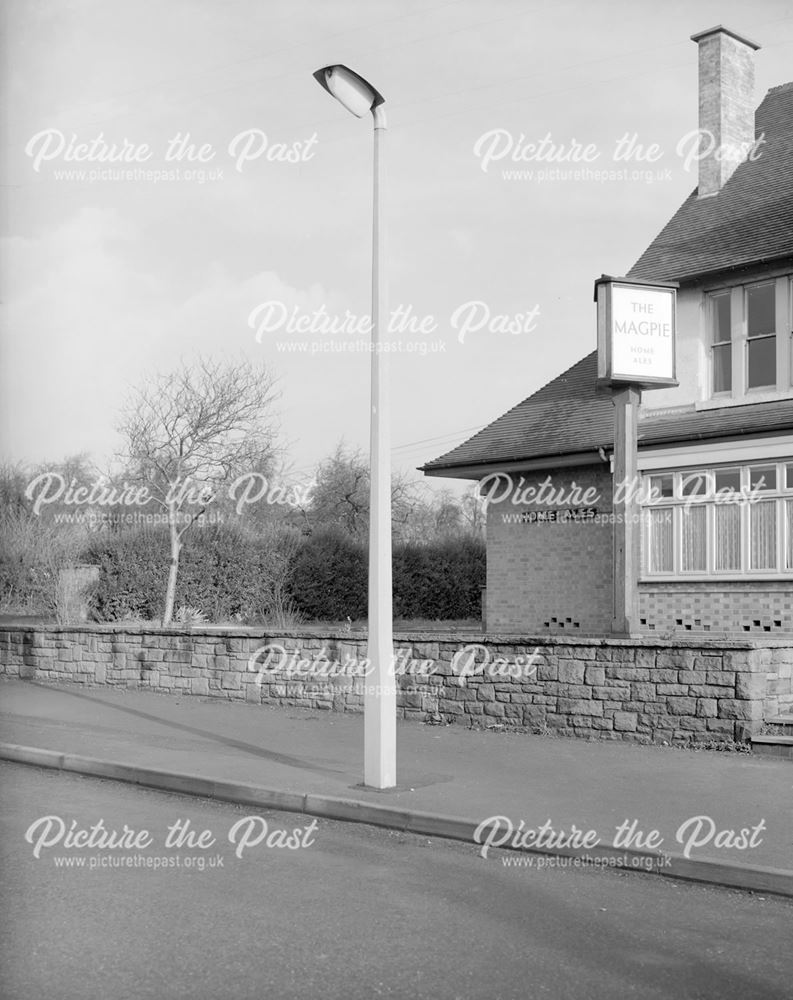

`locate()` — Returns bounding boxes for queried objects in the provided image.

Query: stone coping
[0,622,790,650]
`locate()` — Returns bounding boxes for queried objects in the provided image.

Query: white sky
[1,0,792,489]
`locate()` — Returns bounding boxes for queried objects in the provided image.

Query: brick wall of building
[485,465,614,634]
[2,625,789,745]
[638,583,793,638]
[482,462,793,640]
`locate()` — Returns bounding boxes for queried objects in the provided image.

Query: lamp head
[313,64,384,118]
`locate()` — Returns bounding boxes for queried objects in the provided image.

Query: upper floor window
[710,290,731,393]
[746,282,776,388]
[706,276,790,400]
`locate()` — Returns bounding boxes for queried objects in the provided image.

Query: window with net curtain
[644,464,793,576]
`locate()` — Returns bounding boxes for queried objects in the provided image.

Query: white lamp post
[314,64,396,789]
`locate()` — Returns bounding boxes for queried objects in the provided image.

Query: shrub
[393,536,485,620]
[287,527,367,621]
[83,523,303,624]
[84,527,170,621]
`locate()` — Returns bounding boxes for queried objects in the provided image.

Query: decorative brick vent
[640,586,793,638]
[542,617,582,630]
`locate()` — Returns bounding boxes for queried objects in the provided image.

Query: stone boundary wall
[1,626,791,746]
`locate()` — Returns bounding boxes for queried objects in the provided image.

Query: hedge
[78,524,485,623]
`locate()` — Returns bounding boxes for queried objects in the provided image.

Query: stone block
[696,698,717,718]
[656,684,688,696]
[678,718,707,731]
[706,719,735,734]
[734,672,765,699]
[723,651,753,671]
[412,642,440,660]
[678,670,707,685]
[596,648,635,662]
[718,699,763,721]
[631,682,656,702]
[606,667,650,681]
[593,683,629,699]
[558,698,603,716]
[656,651,696,669]
[705,671,734,685]
[557,684,591,699]
[666,697,697,716]
[584,665,605,686]
[613,712,638,731]
[558,661,585,684]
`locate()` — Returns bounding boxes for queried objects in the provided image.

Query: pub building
[423,26,793,638]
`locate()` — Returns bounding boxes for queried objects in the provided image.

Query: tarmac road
[1,762,791,1000]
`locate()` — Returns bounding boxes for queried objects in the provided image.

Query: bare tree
[0,503,90,620]
[460,485,486,540]
[117,356,280,624]
[307,443,418,538]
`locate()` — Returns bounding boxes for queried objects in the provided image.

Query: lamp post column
[364,104,396,789]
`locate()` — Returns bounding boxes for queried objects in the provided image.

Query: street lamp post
[314,65,396,789]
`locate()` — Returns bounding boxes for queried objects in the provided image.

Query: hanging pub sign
[595,275,678,389]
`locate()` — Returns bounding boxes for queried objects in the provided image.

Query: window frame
[642,461,793,580]
[704,274,792,401]
[708,289,733,395]
[745,281,777,391]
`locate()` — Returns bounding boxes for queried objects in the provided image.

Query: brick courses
[486,465,614,634]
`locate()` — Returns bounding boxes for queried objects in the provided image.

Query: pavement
[1,677,792,896]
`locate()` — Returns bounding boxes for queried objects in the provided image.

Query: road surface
[1,762,790,1000]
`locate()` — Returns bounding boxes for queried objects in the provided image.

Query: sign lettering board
[595,276,678,388]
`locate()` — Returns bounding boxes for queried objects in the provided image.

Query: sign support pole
[611,384,641,636]
[594,274,677,638]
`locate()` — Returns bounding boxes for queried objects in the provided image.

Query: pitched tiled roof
[629,82,793,282]
[422,352,612,471]
[424,82,793,476]
[422,349,793,473]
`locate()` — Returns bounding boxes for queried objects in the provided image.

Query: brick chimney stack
[690,25,760,198]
